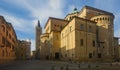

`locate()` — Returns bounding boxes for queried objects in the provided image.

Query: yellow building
[0,16,17,64]
[36,6,119,62]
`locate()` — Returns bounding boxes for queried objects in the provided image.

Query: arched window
[88,25,92,32]
[103,17,104,20]
[2,50,4,56]
[108,18,110,21]
[80,24,84,30]
[110,18,112,22]
[100,18,102,21]
[105,18,107,20]
[1,25,5,32]
[97,18,99,21]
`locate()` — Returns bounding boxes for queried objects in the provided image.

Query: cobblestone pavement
[0,60,120,70]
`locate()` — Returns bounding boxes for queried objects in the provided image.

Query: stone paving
[0,60,120,70]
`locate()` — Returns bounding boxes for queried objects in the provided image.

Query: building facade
[0,16,17,64]
[16,40,31,60]
[36,6,119,62]
[113,37,119,60]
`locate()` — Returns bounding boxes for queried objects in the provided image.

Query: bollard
[66,64,69,70]
[60,66,64,70]
[52,65,55,70]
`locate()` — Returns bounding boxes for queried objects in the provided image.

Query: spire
[37,20,40,27]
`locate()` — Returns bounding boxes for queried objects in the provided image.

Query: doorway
[89,53,92,58]
[98,53,101,58]
[55,52,60,59]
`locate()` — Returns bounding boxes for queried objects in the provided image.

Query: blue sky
[0,0,120,51]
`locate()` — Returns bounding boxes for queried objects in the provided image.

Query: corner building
[0,16,17,63]
[38,6,118,62]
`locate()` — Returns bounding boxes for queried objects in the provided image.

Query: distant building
[0,16,17,64]
[16,40,31,60]
[36,6,119,62]
[118,45,120,59]
[31,51,36,59]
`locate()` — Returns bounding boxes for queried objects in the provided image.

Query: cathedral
[35,5,120,62]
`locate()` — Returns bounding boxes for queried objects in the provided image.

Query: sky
[0,0,120,51]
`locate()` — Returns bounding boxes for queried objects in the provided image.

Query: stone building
[16,40,31,60]
[0,16,17,64]
[118,45,120,60]
[113,37,119,60]
[36,6,119,62]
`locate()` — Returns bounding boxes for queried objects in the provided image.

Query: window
[103,18,104,20]
[70,26,72,32]
[105,18,107,20]
[93,40,95,47]
[1,25,5,32]
[6,30,8,36]
[56,35,58,40]
[2,50,4,56]
[98,53,101,58]
[100,18,102,21]
[80,24,84,30]
[97,18,99,21]
[108,18,110,21]
[2,37,5,44]
[64,54,67,57]
[93,51,95,56]
[88,25,92,32]
[12,46,14,51]
[9,34,11,39]
[6,49,8,56]
[89,53,92,58]
[80,39,83,46]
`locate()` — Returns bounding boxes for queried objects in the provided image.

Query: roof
[74,16,96,23]
[44,17,68,29]
[0,16,17,41]
[7,22,18,40]
[79,5,114,17]
[0,16,7,23]
[61,16,96,31]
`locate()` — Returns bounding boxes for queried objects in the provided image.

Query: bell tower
[35,20,42,59]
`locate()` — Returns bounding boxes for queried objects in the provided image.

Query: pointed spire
[37,20,40,27]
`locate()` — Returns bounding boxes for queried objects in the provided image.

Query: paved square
[0,60,120,70]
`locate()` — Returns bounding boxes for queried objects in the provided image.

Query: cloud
[3,0,65,26]
[94,0,116,12]
[0,0,66,51]
[0,8,36,35]
[94,0,120,38]
[114,13,120,37]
